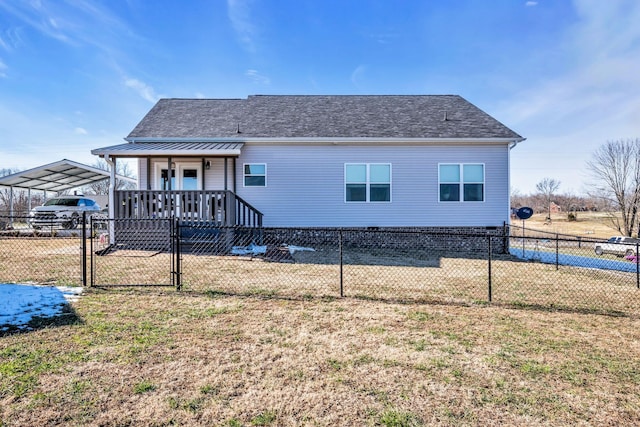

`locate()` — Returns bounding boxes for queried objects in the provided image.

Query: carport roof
[0,159,135,193]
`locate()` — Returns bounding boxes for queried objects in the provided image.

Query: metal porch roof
[0,159,135,193]
[91,141,244,157]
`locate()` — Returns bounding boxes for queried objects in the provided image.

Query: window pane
[161,169,176,190]
[463,164,484,182]
[440,165,460,182]
[244,164,265,175]
[245,176,266,187]
[346,164,366,182]
[182,170,198,190]
[346,184,366,201]
[370,164,390,183]
[440,183,460,201]
[370,184,390,202]
[464,184,484,201]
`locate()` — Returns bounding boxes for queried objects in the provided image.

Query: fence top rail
[509,224,609,243]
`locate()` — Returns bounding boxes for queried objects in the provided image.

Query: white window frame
[154,161,202,190]
[243,163,267,187]
[344,163,392,203]
[438,163,485,203]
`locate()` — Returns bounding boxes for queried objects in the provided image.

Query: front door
[157,162,202,191]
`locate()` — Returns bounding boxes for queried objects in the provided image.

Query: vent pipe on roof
[443,111,449,121]
[236,123,241,134]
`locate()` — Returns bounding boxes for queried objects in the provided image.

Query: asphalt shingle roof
[126,95,522,140]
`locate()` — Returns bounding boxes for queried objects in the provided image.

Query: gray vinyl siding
[138,158,148,189]
[234,144,510,227]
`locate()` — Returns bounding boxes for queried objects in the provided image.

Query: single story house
[92,95,524,230]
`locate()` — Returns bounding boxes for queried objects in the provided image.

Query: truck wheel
[594,246,603,256]
[626,249,635,257]
[63,217,78,229]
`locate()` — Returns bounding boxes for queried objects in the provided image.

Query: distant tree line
[511,189,608,218]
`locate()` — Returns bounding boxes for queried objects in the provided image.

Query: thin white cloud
[195,92,206,99]
[124,78,161,103]
[0,1,73,45]
[502,0,640,127]
[367,32,399,45]
[0,35,9,51]
[74,127,88,135]
[227,0,257,52]
[0,59,7,78]
[350,65,367,87]
[525,1,538,6]
[245,69,270,85]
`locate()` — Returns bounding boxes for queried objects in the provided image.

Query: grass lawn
[1,288,639,426]
[521,212,624,239]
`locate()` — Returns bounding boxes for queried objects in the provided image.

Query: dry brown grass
[2,225,640,425]
[523,212,622,239]
[1,289,639,426]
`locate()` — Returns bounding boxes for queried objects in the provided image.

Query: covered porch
[92,141,263,228]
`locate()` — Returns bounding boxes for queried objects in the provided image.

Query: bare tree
[535,178,561,221]
[0,168,46,214]
[556,192,580,220]
[83,159,137,195]
[587,139,640,237]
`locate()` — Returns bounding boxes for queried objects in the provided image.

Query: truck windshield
[43,198,79,207]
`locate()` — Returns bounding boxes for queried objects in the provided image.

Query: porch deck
[114,190,263,227]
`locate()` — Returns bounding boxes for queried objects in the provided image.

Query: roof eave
[124,136,524,144]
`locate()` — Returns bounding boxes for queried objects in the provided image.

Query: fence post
[636,242,640,289]
[556,233,560,270]
[488,235,492,302]
[81,211,87,287]
[339,228,344,298]
[502,221,508,254]
[175,218,181,291]
[89,217,94,287]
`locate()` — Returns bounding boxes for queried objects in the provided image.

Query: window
[156,162,202,190]
[244,164,266,187]
[160,168,176,190]
[439,163,484,202]
[345,163,391,202]
[182,169,198,190]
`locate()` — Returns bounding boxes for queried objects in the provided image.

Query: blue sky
[0,0,639,195]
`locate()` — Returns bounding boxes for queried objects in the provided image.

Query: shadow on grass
[0,304,84,337]
[174,287,636,319]
[0,284,85,337]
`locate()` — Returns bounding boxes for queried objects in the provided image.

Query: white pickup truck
[594,236,640,257]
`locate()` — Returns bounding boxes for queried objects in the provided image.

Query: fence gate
[89,218,177,288]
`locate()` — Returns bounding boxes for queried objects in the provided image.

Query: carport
[0,159,135,226]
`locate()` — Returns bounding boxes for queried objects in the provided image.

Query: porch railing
[114,190,263,227]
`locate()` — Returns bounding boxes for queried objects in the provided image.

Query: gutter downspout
[105,155,116,245]
[507,138,526,225]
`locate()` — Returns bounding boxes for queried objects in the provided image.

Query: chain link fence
[0,215,88,286]
[1,215,639,315]
[89,218,176,287]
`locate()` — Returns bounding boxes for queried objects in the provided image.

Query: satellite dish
[516,207,534,220]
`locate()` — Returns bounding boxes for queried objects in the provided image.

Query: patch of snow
[284,245,315,255]
[0,284,82,331]
[231,243,267,256]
